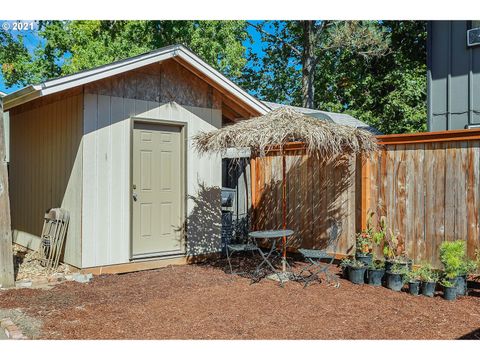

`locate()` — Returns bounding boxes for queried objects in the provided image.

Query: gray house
[427,21,480,131]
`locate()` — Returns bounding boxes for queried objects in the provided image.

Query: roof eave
[3,85,42,110]
[3,44,269,115]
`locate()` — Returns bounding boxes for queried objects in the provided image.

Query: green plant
[383,228,407,260]
[356,211,388,255]
[349,260,367,269]
[404,268,421,283]
[439,240,476,277]
[355,231,372,255]
[368,259,385,270]
[417,263,440,283]
[340,257,353,269]
[389,263,408,275]
[440,279,454,288]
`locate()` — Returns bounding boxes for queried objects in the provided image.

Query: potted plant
[418,263,439,297]
[404,268,421,296]
[440,279,457,301]
[347,260,367,285]
[383,229,412,272]
[355,231,373,265]
[439,240,477,296]
[385,263,407,291]
[340,257,353,279]
[367,259,385,286]
[355,211,386,266]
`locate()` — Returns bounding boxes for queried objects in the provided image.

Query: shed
[3,45,269,273]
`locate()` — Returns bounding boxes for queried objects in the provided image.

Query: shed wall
[82,60,223,267]
[9,91,83,267]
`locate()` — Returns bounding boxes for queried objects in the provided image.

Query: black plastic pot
[421,281,436,297]
[454,275,467,296]
[443,286,457,301]
[385,259,410,273]
[408,280,421,296]
[341,266,349,279]
[355,253,373,266]
[386,271,404,291]
[348,266,366,285]
[367,269,385,286]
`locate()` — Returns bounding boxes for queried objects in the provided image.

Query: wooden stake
[0,97,14,288]
[282,154,287,272]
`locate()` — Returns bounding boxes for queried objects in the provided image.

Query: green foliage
[439,279,455,288]
[368,259,385,270]
[389,263,408,275]
[0,20,249,87]
[355,211,386,255]
[349,260,367,269]
[245,20,426,134]
[417,263,439,283]
[340,257,354,269]
[404,268,421,283]
[439,240,475,277]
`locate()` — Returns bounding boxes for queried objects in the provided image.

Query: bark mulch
[1,261,480,340]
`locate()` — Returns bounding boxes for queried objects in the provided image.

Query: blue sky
[0,20,268,94]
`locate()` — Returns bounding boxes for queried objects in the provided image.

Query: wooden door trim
[129,117,188,260]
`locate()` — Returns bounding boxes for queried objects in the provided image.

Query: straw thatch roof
[193,106,378,158]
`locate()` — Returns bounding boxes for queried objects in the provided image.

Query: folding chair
[225,236,261,276]
[296,218,342,288]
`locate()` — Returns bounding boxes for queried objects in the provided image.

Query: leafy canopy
[0,20,249,87]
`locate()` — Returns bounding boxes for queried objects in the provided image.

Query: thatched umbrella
[193,106,378,273]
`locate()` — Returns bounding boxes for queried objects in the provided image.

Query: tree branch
[246,21,302,57]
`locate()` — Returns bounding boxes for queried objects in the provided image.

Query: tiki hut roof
[193,106,378,158]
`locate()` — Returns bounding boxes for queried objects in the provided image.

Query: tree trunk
[0,97,14,288]
[301,20,317,109]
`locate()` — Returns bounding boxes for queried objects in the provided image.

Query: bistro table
[248,229,294,286]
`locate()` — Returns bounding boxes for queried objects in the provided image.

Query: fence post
[0,97,15,288]
[360,153,371,231]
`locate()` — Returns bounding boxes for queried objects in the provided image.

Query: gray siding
[428,21,480,131]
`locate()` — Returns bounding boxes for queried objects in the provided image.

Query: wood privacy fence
[250,142,359,255]
[250,130,480,265]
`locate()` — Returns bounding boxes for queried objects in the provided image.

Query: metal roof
[262,101,380,134]
[2,44,270,114]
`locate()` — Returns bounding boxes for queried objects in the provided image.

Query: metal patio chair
[225,233,261,276]
[295,218,342,288]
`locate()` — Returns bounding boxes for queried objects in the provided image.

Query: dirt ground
[1,260,480,340]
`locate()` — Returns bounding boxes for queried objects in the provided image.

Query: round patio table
[248,229,294,286]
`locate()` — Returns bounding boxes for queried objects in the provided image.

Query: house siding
[9,91,83,268]
[81,60,223,267]
[428,21,480,130]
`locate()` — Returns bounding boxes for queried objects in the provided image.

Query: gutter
[3,85,42,111]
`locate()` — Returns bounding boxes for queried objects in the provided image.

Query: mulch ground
[1,259,480,340]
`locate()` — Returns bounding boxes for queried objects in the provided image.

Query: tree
[0,20,249,88]
[246,21,389,109]
[244,21,426,134]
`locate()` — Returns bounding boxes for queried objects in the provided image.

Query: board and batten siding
[9,91,83,267]
[81,60,223,267]
[428,21,480,130]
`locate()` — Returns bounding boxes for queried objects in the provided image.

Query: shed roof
[262,101,380,134]
[2,44,270,114]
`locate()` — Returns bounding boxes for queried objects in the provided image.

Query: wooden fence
[250,130,480,265]
[364,129,480,266]
[250,142,359,255]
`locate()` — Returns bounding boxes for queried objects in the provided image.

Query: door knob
[133,193,138,201]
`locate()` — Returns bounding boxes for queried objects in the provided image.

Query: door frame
[129,117,188,260]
